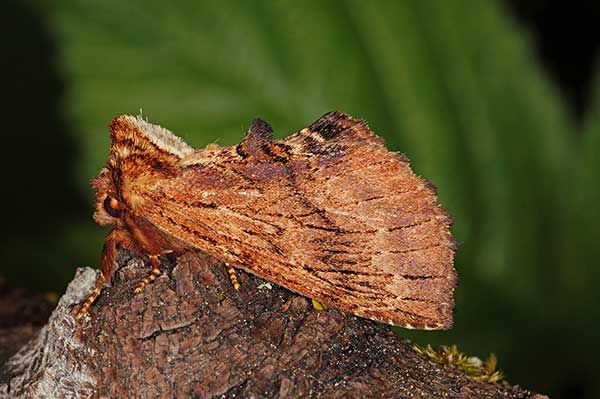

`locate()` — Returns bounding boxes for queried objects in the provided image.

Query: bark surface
[0,250,547,398]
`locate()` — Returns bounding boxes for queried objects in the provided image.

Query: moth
[77,111,457,330]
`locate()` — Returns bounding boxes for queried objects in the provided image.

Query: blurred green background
[2,1,599,397]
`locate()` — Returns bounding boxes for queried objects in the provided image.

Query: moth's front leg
[75,228,136,320]
[133,254,162,294]
[133,255,242,294]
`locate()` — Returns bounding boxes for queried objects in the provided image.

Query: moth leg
[76,228,135,320]
[76,272,106,320]
[134,255,161,294]
[225,263,240,290]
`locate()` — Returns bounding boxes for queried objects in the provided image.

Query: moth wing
[137,112,457,329]
[281,112,457,329]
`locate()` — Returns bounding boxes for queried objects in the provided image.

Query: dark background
[2,1,599,398]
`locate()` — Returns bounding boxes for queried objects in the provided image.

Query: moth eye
[103,195,122,218]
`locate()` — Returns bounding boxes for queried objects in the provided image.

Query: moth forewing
[79,112,457,330]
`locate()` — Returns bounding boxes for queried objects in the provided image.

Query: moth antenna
[237,118,275,159]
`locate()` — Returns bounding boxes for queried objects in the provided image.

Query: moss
[413,344,503,383]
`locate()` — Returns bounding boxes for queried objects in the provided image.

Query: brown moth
[77,111,457,330]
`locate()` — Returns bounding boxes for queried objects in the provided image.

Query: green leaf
[562,71,600,338]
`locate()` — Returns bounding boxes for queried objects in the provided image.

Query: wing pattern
[133,112,457,329]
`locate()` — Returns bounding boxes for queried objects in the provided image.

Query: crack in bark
[139,319,195,340]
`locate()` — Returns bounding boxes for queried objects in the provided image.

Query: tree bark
[0,250,548,398]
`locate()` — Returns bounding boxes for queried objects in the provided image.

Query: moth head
[91,115,195,227]
[91,167,123,226]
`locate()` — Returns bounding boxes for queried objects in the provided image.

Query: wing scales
[137,112,456,329]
